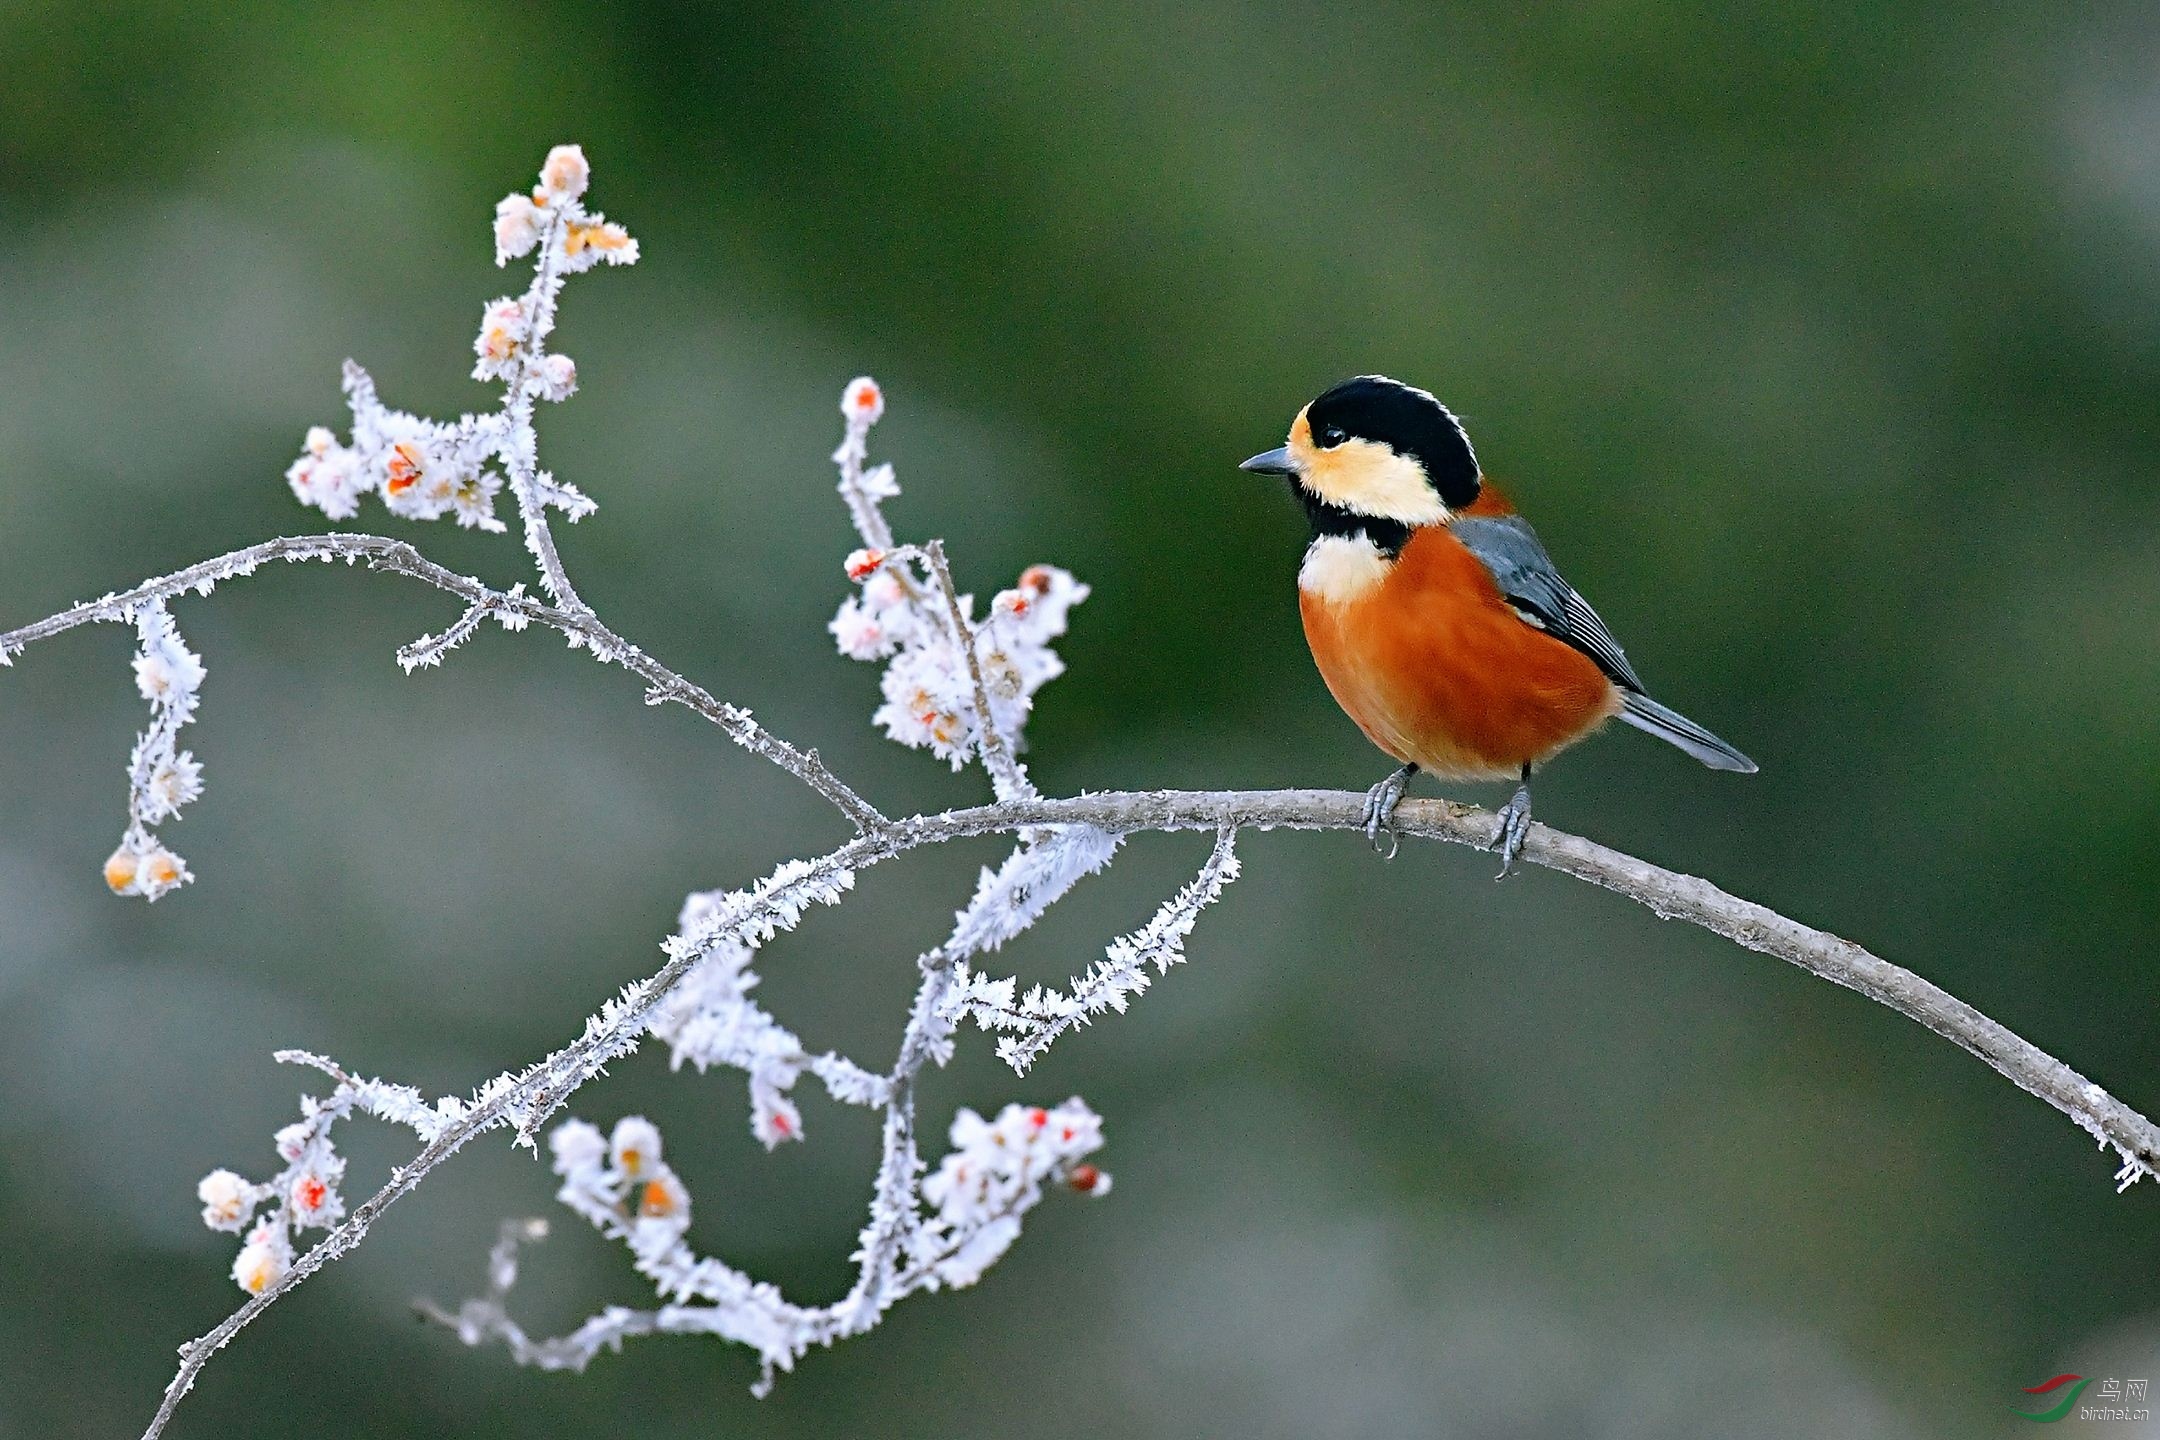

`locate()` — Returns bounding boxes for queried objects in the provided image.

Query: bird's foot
[1361,763,1419,860]
[1491,782,1533,880]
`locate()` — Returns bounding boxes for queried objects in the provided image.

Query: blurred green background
[3,3,2158,1436]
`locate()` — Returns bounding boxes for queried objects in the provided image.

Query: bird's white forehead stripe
[1298,533,1395,604]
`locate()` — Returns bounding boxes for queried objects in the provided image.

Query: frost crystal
[948,826,1123,956]
[403,354,1153,1379]
[947,828,1241,1073]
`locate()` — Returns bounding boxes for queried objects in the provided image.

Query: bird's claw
[1492,784,1532,880]
[1362,766,1414,860]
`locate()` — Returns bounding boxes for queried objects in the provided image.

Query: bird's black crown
[1307,375,1481,508]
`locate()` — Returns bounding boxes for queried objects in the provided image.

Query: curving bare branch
[0,532,882,832]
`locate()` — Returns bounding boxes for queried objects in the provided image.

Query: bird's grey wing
[1450,514,1646,693]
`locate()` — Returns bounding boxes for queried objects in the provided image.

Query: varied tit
[1241,374,1755,876]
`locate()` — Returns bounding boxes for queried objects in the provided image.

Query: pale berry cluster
[103,605,206,900]
[827,378,1088,773]
[191,1048,509,1303]
[491,143,640,272]
[548,1117,692,1252]
[473,297,578,401]
[197,1103,349,1296]
[917,1100,1110,1288]
[529,1099,1106,1369]
[283,144,628,534]
[294,368,513,530]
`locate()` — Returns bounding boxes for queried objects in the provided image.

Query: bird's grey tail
[1617,692,1758,773]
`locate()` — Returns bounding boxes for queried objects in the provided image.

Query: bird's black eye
[1318,423,1348,448]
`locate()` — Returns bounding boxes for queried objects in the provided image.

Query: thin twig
[0,534,884,832]
[921,539,1031,801]
[499,206,590,619]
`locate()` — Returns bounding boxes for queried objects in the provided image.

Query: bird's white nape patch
[1298,533,1395,604]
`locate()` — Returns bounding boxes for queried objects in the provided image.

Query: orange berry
[143,849,182,889]
[638,1175,685,1218]
[384,441,424,496]
[103,846,140,893]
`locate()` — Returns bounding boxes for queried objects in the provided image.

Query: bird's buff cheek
[1293,437,1449,526]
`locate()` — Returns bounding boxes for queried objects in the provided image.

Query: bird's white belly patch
[1298,534,1394,604]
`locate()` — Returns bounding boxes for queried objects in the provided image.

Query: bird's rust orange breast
[1299,519,1620,780]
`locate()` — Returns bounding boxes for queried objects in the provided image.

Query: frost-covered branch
[100,604,209,899]
[484,146,615,617]
[419,1100,1108,1386]
[6,146,2157,1440]
[828,381,1083,794]
[921,538,1033,802]
[0,533,879,831]
[947,826,1242,1073]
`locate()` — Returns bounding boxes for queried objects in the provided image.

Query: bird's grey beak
[1240,446,1295,476]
